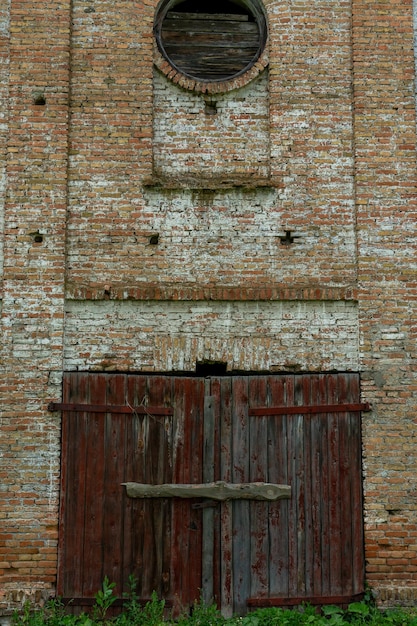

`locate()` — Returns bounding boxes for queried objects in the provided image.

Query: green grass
[11,580,417,626]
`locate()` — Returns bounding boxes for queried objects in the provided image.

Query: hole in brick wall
[29,230,44,244]
[204,100,217,115]
[154,0,268,83]
[279,230,301,245]
[149,233,160,245]
[33,93,46,106]
[196,360,228,375]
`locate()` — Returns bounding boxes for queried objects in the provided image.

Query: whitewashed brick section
[414,0,417,110]
[0,0,10,278]
[152,70,270,185]
[64,299,359,372]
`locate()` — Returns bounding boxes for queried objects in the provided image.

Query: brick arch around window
[153,0,269,94]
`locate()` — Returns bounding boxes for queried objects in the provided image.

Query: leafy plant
[92,576,117,622]
[10,583,417,626]
[116,578,165,626]
[176,596,225,626]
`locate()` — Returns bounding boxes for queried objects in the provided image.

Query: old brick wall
[0,0,9,280]
[353,0,417,603]
[64,299,359,372]
[1,0,417,615]
[66,0,356,292]
[0,0,71,612]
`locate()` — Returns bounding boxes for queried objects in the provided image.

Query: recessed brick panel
[64,299,359,372]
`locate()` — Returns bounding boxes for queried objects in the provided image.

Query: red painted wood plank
[268,375,289,598]
[102,374,126,595]
[141,375,173,598]
[301,374,314,598]
[310,374,328,598]
[128,375,149,598]
[187,377,204,607]
[121,376,141,594]
[82,374,107,597]
[171,377,204,612]
[218,376,233,617]
[327,374,343,596]
[231,376,251,615]
[58,373,89,597]
[345,374,365,595]
[248,376,269,602]
[289,376,306,598]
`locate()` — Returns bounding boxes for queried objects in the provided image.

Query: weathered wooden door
[56,373,365,615]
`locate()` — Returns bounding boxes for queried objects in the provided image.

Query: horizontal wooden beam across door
[49,402,369,416]
[249,403,370,416]
[123,481,291,501]
[48,402,173,415]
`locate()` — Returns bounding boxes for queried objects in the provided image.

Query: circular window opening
[154,0,268,83]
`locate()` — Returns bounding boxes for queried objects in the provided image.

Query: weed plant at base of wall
[10,579,417,626]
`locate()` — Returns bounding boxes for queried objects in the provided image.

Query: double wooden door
[57,372,365,615]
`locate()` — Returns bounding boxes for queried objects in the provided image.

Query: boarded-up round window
[154,0,268,83]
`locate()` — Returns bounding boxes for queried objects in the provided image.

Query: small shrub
[93,577,117,622]
[114,577,165,626]
[176,596,225,626]
[9,583,417,626]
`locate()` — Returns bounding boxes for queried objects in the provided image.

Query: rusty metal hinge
[249,402,370,416]
[48,402,173,416]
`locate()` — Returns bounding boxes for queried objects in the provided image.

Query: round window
[154,0,268,84]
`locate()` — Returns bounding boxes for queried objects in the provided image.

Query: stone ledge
[143,178,275,191]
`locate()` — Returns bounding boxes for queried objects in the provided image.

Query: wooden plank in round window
[154,0,268,86]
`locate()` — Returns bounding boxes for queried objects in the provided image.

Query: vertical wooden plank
[310,374,328,598]
[102,374,127,595]
[218,377,234,617]
[121,375,139,595]
[126,375,148,597]
[82,373,107,597]
[160,378,174,600]
[171,377,204,612]
[267,375,289,598]
[56,374,69,597]
[301,374,314,598]
[142,375,173,598]
[340,374,365,596]
[58,372,89,598]
[320,373,335,597]
[171,376,186,609]
[337,373,353,595]
[202,382,215,605]
[280,375,297,600]
[207,376,221,610]
[187,377,204,608]
[348,375,365,594]
[287,375,303,599]
[231,376,250,615]
[327,373,342,595]
[248,376,269,602]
